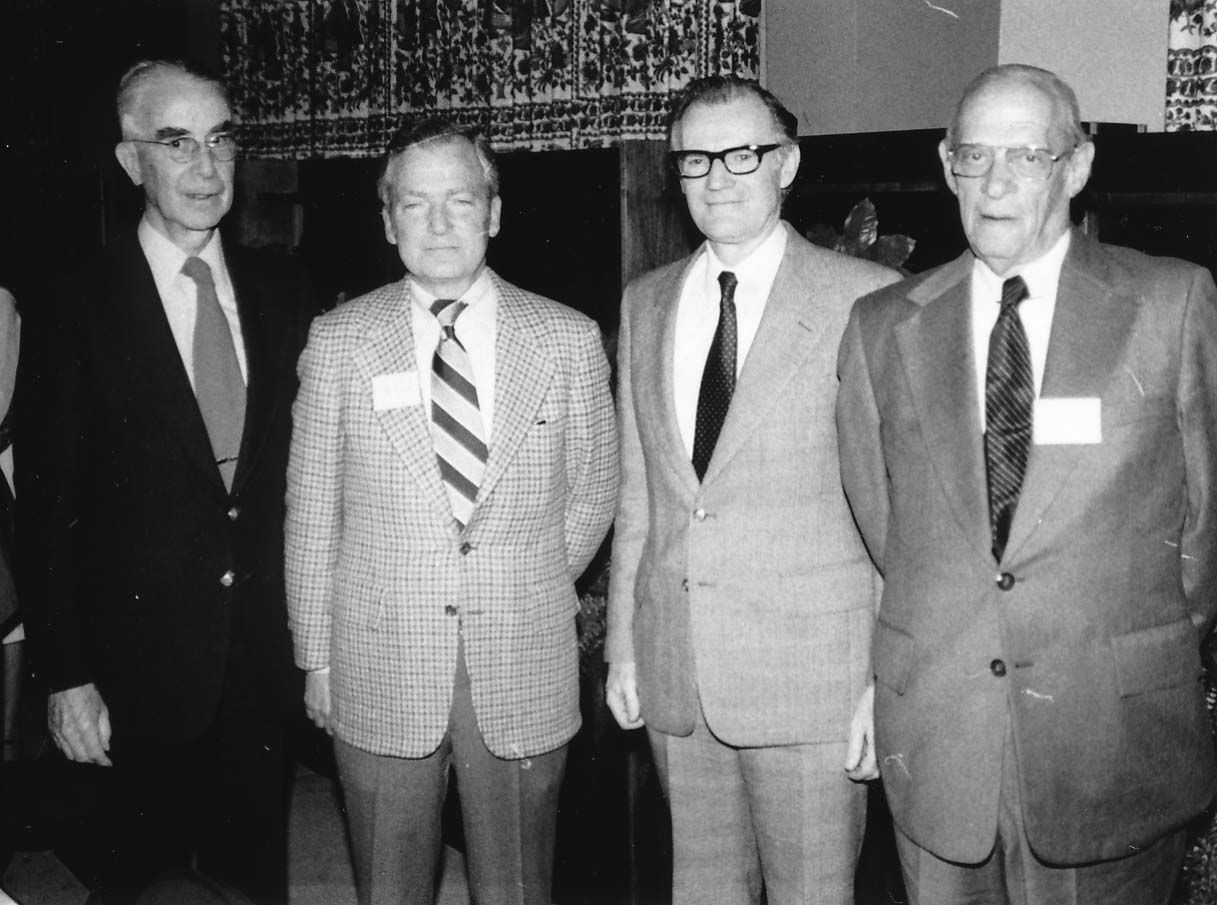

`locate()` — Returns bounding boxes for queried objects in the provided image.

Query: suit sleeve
[836,300,890,575]
[284,317,343,671]
[605,284,646,664]
[1178,265,1217,638]
[13,279,94,692]
[562,320,619,578]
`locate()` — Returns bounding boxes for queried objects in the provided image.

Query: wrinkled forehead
[127,72,232,136]
[956,80,1070,149]
[672,94,782,151]
[388,136,493,194]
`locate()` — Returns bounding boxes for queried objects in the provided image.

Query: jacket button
[444,604,458,616]
[459,542,473,555]
[693,508,706,522]
[990,659,1007,677]
[220,570,235,588]
[995,572,1015,591]
[227,506,240,521]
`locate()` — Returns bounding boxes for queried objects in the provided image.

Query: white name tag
[1033,397,1102,445]
[372,371,420,411]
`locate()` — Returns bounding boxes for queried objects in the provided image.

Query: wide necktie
[182,256,245,491]
[431,298,488,529]
[691,271,739,482]
[984,275,1033,561]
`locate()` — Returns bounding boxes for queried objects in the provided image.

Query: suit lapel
[228,244,279,494]
[895,255,992,561]
[700,237,829,483]
[474,276,556,521]
[111,237,227,494]
[353,281,453,520]
[1003,234,1137,558]
[643,259,701,493]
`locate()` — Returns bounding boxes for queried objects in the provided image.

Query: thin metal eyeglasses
[670,143,785,179]
[947,144,1076,181]
[129,133,238,164]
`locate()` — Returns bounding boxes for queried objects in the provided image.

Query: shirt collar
[410,268,494,318]
[138,216,226,289]
[972,229,1071,303]
[702,222,788,300]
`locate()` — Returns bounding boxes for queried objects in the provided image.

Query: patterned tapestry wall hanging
[219,0,762,158]
[1167,0,1217,130]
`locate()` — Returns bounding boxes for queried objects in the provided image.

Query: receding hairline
[116,59,230,138]
[946,64,1087,149]
[378,132,499,207]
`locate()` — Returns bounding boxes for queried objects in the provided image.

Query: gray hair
[115,59,229,138]
[945,63,1087,149]
[377,119,499,208]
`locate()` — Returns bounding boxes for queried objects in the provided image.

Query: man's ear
[115,142,143,187]
[937,140,959,197]
[381,205,397,247]
[779,142,801,190]
[487,194,502,240]
[1065,140,1095,200]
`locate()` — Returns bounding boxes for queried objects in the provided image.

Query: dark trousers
[334,639,567,905]
[91,693,290,905]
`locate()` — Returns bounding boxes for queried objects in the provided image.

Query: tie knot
[999,275,1028,310]
[181,256,215,287]
[431,298,467,328]
[718,270,738,302]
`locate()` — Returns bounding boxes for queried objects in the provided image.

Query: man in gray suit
[605,76,899,905]
[837,64,1217,904]
[286,119,617,905]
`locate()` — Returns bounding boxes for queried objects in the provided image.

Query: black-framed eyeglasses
[670,143,785,179]
[129,133,238,164]
[947,144,1075,181]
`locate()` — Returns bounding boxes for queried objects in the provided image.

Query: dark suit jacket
[837,229,1217,864]
[15,231,313,744]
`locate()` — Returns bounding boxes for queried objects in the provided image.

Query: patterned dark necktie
[182,256,245,490]
[984,275,1033,561]
[692,270,738,481]
[431,298,488,529]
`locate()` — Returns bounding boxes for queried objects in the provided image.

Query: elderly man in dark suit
[837,63,1217,904]
[15,59,312,904]
[605,76,899,905]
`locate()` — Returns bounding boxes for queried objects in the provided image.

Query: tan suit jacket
[837,230,1217,864]
[286,270,618,758]
[607,224,899,744]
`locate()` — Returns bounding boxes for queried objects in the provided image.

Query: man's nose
[428,204,452,234]
[705,156,734,189]
[194,144,220,178]
[981,156,1017,198]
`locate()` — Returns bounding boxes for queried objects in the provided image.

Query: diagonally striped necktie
[431,298,488,529]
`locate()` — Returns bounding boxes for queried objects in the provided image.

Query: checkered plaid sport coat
[286,270,618,758]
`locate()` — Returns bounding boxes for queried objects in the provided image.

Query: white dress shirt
[969,230,1071,431]
[409,269,498,440]
[138,218,248,386]
[673,223,787,456]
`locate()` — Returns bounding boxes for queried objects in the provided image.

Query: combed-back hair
[377,119,499,206]
[945,63,1088,148]
[115,59,229,137]
[665,75,799,145]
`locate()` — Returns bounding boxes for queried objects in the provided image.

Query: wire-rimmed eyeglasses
[947,144,1075,181]
[129,133,238,164]
[670,143,785,179]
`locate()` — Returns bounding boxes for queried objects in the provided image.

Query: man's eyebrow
[153,126,190,140]
[211,120,236,135]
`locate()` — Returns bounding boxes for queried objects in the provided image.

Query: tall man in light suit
[837,64,1217,904]
[15,60,312,904]
[605,76,900,905]
[286,119,617,905]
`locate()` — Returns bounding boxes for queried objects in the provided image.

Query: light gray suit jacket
[286,270,618,758]
[606,224,899,745]
[837,230,1217,864]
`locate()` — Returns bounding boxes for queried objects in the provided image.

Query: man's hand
[844,684,878,782]
[48,683,112,766]
[606,661,645,730]
[304,669,332,734]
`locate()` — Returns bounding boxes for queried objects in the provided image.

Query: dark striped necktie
[984,275,1032,561]
[691,270,738,482]
[431,298,488,529]
[182,256,245,491]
